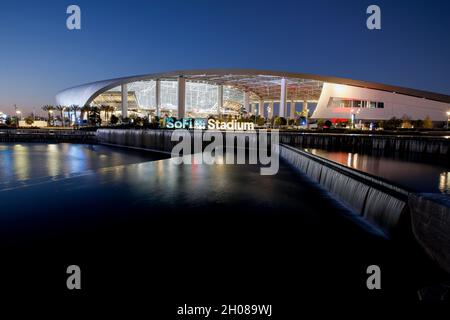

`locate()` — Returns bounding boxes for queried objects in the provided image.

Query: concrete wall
[279,132,450,156]
[409,194,450,273]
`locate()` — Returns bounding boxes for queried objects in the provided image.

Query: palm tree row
[41,105,55,125]
[100,105,116,121]
[41,105,82,126]
[41,104,117,127]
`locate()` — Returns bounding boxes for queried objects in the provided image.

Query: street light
[350,108,355,129]
[15,110,22,127]
[446,111,450,129]
[49,110,54,126]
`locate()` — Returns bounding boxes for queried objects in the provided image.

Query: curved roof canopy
[56,69,450,107]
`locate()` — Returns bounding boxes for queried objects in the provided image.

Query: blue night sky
[0,0,449,114]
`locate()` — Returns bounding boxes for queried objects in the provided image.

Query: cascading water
[280,145,407,235]
[362,188,405,233]
[97,129,175,153]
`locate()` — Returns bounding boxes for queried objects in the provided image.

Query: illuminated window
[329,98,384,109]
[92,81,246,118]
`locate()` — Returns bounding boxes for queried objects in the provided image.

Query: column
[259,99,264,118]
[217,85,223,117]
[279,78,287,118]
[290,100,296,120]
[243,91,250,114]
[177,77,186,119]
[155,79,161,117]
[303,101,309,125]
[302,101,308,116]
[269,101,274,119]
[121,84,128,119]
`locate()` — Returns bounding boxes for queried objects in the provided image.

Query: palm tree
[69,105,80,126]
[88,106,101,126]
[55,105,65,127]
[66,106,72,126]
[42,105,55,126]
[108,106,116,123]
[100,105,108,124]
[81,105,91,123]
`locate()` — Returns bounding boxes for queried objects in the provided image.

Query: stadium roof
[56,69,450,107]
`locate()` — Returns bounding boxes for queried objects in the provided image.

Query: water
[0,143,167,185]
[304,148,450,194]
[0,142,446,301]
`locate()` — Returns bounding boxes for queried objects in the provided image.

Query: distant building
[56,69,450,123]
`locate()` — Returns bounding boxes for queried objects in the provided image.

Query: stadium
[56,69,450,126]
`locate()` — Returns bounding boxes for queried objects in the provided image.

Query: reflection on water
[305,148,450,194]
[440,172,450,194]
[0,143,167,183]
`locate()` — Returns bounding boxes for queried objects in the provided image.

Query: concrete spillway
[279,145,408,236]
[279,145,450,274]
[96,128,175,153]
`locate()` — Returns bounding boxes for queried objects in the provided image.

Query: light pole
[15,110,21,127]
[447,111,450,129]
[49,110,54,127]
[350,108,355,129]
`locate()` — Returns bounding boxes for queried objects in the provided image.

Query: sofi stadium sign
[165,118,255,131]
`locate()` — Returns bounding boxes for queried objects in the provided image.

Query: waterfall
[363,188,406,233]
[280,145,408,236]
[97,129,175,153]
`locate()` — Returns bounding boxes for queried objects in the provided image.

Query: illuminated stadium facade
[55,69,450,123]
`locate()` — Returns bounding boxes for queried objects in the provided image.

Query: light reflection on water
[306,148,450,194]
[0,143,166,183]
[440,172,450,194]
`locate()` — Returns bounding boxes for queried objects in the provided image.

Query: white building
[55,69,450,123]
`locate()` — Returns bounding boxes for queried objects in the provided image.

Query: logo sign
[165,118,207,129]
[165,118,255,131]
